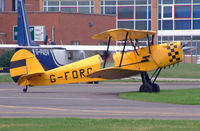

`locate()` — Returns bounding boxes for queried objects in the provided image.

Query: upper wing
[87,67,142,79]
[92,29,155,41]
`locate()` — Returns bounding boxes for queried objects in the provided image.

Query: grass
[0,118,200,131]
[151,63,200,79]
[0,75,12,82]
[120,88,200,105]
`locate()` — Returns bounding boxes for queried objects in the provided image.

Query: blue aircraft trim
[17,0,33,46]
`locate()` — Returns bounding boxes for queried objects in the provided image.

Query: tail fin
[10,49,45,86]
[17,0,34,46]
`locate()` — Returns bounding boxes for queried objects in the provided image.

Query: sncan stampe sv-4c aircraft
[10,28,184,93]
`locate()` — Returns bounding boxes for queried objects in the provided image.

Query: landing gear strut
[139,68,162,93]
[23,85,28,93]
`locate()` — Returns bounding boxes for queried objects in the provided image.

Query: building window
[148,20,151,30]
[162,20,173,30]
[193,20,200,29]
[61,1,77,6]
[48,1,59,6]
[101,0,151,30]
[193,5,200,18]
[175,20,191,29]
[193,0,200,3]
[158,6,162,19]
[118,6,134,19]
[135,6,147,19]
[148,6,151,19]
[105,0,116,5]
[48,7,59,12]
[117,21,134,29]
[78,1,89,5]
[78,7,89,14]
[118,0,134,5]
[158,20,161,30]
[44,0,94,14]
[175,5,191,18]
[0,0,5,12]
[135,0,147,5]
[163,0,173,4]
[175,0,191,4]
[71,41,80,45]
[163,6,173,18]
[105,6,116,15]
[135,21,147,30]
[61,7,77,13]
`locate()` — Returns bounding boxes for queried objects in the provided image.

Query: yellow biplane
[10,29,183,93]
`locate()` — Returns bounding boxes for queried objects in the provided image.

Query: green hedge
[0,50,15,67]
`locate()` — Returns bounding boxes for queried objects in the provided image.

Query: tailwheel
[23,85,28,93]
[151,83,160,93]
[139,83,152,93]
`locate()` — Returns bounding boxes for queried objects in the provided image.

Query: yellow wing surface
[92,29,155,41]
[87,67,142,79]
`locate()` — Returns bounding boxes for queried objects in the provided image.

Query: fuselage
[12,41,183,87]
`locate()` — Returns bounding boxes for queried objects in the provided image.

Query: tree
[0,50,15,67]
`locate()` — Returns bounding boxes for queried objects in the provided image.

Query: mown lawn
[120,88,200,105]
[0,75,12,82]
[153,63,200,78]
[0,118,200,131]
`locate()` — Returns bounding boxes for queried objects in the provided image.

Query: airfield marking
[0,89,16,91]
[0,104,200,117]
[0,96,122,101]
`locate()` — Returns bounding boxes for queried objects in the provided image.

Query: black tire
[88,82,94,84]
[22,85,28,93]
[151,83,160,93]
[23,88,27,93]
[94,81,99,84]
[139,83,152,93]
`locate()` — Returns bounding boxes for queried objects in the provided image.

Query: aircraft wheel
[88,82,93,84]
[139,83,152,93]
[94,81,99,84]
[23,86,28,93]
[151,83,160,93]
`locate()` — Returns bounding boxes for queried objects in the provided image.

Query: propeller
[181,42,196,51]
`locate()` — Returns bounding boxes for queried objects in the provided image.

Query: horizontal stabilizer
[87,67,142,79]
[17,72,44,86]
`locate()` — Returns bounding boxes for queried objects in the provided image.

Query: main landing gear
[23,85,29,93]
[139,68,162,93]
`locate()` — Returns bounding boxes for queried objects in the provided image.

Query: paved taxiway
[0,82,200,119]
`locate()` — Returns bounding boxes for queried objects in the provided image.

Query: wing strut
[103,36,112,68]
[147,34,151,54]
[151,34,155,45]
[119,32,129,67]
[130,38,139,56]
